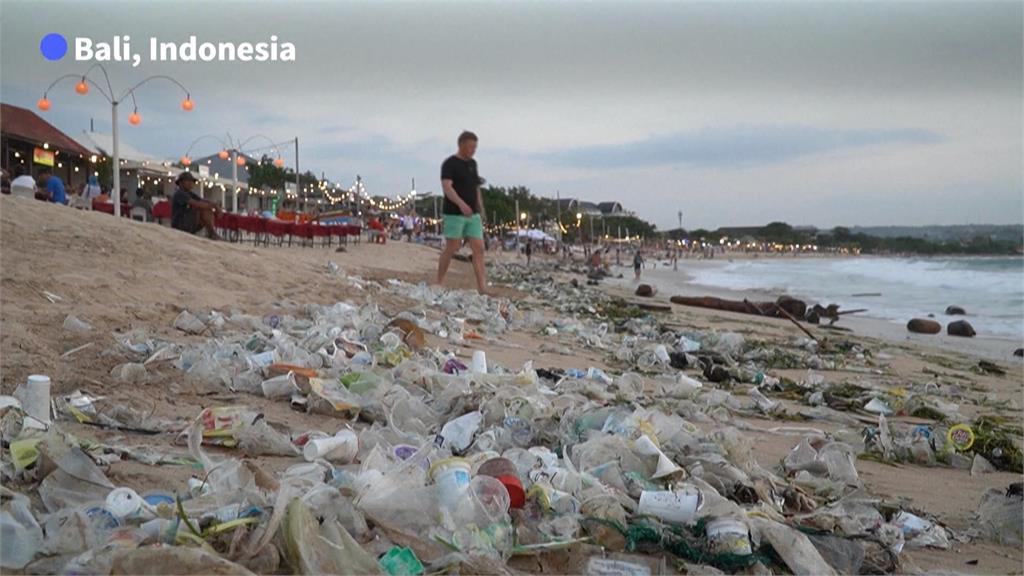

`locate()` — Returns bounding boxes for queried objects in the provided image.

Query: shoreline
[598,259,1022,363]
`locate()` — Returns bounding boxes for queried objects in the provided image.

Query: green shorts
[443,213,483,240]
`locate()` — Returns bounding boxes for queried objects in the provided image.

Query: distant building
[597,201,625,216]
[190,152,258,184]
[1,102,92,188]
[554,197,603,216]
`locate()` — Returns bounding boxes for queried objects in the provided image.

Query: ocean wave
[686,256,1024,337]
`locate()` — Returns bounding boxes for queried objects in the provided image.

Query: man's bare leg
[468,237,491,294]
[199,209,221,240]
[437,238,462,285]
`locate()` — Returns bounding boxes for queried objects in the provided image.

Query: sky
[1,0,1021,230]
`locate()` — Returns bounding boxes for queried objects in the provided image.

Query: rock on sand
[907,318,941,335]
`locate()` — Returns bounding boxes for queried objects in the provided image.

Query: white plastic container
[14,375,51,428]
[430,457,472,509]
[471,350,488,374]
[706,517,752,556]
[303,430,358,463]
[105,487,144,519]
[638,487,703,525]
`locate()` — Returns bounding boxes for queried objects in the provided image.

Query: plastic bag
[284,499,382,575]
[973,487,1023,546]
[235,418,300,457]
[38,447,115,513]
[0,495,43,569]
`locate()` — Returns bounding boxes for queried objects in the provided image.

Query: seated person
[9,165,35,196]
[133,187,153,216]
[36,168,67,204]
[171,172,221,240]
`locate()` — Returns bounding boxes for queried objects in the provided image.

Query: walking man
[436,131,490,294]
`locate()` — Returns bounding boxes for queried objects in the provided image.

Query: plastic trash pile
[2,266,1021,574]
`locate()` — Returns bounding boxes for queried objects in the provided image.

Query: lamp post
[39,63,193,216]
[181,133,286,213]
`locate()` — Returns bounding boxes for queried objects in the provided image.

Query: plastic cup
[471,350,487,374]
[392,444,418,461]
[706,517,752,556]
[429,457,472,510]
[303,430,358,463]
[638,487,703,525]
[261,372,297,398]
[14,374,51,427]
[477,457,525,509]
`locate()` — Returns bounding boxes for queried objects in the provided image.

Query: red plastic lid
[496,474,526,509]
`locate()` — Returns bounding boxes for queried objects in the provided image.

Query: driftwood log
[669,295,807,319]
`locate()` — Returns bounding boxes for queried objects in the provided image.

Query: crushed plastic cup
[248,350,277,368]
[637,487,703,525]
[634,435,684,479]
[654,344,671,365]
[706,517,752,556]
[303,430,359,463]
[587,367,613,385]
[13,374,51,428]
[261,372,299,398]
[430,457,472,510]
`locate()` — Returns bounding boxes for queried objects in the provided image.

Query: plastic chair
[130,206,149,222]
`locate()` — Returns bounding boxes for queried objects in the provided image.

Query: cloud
[540,125,942,169]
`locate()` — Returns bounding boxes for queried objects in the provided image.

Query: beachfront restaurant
[75,131,183,200]
[0,103,92,189]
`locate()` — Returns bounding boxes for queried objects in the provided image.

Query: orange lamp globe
[128,112,142,125]
[273,158,284,167]
[218,150,230,160]
[75,81,89,95]
[181,98,194,111]
[37,97,51,111]
[236,156,246,166]
[181,156,192,166]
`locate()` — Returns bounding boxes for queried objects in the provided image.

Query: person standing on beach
[633,248,644,281]
[437,131,490,294]
[525,239,533,267]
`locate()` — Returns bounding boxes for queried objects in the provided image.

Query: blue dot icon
[40,33,67,61]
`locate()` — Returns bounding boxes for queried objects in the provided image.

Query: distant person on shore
[525,239,533,266]
[171,172,221,240]
[36,168,67,205]
[633,249,644,281]
[437,131,491,294]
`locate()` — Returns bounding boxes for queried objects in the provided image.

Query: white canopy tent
[514,228,556,242]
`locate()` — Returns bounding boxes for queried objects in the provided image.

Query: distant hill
[848,224,1023,244]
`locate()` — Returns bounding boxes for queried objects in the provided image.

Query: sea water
[681,256,1023,338]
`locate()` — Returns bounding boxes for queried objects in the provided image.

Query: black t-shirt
[171,187,200,231]
[440,155,479,215]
